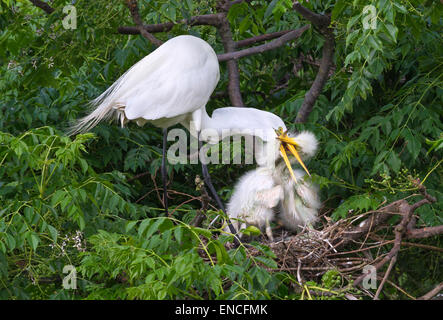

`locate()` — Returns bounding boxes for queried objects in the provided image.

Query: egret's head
[275,128,318,183]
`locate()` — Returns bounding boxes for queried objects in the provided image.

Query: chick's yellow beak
[275,128,311,183]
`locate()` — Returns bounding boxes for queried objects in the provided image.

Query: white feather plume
[68,35,220,135]
[226,167,282,240]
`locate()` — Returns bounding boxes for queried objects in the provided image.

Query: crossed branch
[29,0,334,122]
[118,0,331,120]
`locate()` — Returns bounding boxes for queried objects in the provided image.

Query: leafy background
[0,0,441,299]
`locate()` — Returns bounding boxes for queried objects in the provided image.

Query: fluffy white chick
[273,131,320,231]
[226,167,282,241]
[226,131,320,240]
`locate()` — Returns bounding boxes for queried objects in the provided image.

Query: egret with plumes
[69,35,221,219]
[69,35,312,238]
[226,131,319,240]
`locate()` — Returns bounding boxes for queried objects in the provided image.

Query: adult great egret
[69,35,311,237]
[69,35,220,219]
[226,131,319,241]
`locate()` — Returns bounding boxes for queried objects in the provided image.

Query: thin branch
[118,13,223,34]
[293,2,334,123]
[218,25,309,62]
[235,30,292,48]
[405,225,443,239]
[374,256,397,300]
[229,0,253,7]
[293,1,330,28]
[418,282,443,300]
[217,0,244,107]
[339,200,406,247]
[28,0,54,14]
[126,0,163,47]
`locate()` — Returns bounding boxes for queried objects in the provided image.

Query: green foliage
[79,219,288,300]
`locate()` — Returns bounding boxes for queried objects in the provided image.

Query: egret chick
[226,131,319,240]
[226,167,282,241]
[278,169,321,232]
[274,131,320,231]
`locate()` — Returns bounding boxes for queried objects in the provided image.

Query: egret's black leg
[162,128,169,215]
[198,133,238,238]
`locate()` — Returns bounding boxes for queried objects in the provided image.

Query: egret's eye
[274,127,284,136]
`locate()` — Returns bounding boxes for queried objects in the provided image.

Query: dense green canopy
[0,0,441,300]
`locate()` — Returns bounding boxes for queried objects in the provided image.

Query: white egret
[226,131,319,240]
[69,34,312,238]
[69,35,220,219]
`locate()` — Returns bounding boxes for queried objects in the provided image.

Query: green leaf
[367,35,382,51]
[5,233,16,250]
[125,220,138,233]
[383,23,398,43]
[145,218,165,239]
[241,225,261,236]
[27,233,40,251]
[138,219,152,237]
[47,225,58,242]
[174,226,183,244]
[347,14,361,32]
[264,0,279,19]
[192,227,212,238]
[392,3,407,13]
[331,0,346,21]
[254,256,278,269]
[387,151,401,173]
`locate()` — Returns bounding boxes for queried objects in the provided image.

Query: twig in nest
[418,282,443,300]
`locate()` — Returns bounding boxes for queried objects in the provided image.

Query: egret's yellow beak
[275,127,311,183]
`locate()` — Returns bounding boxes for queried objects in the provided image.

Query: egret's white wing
[69,35,219,134]
[123,36,220,121]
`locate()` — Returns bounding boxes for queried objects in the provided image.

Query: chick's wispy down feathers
[226,131,320,240]
[226,167,282,240]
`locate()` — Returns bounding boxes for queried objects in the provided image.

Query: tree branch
[352,182,437,288]
[405,225,443,239]
[418,282,443,300]
[293,1,330,29]
[295,29,334,123]
[117,13,223,34]
[28,0,54,14]
[235,30,293,48]
[218,25,309,62]
[217,0,244,107]
[293,2,334,123]
[125,0,163,47]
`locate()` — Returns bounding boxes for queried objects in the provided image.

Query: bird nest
[245,213,370,281]
[196,181,440,299]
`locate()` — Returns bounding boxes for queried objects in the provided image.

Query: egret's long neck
[198,107,231,137]
[185,107,223,143]
[200,107,214,132]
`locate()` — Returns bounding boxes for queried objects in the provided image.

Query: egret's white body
[70,35,221,134]
[71,34,318,238]
[70,34,293,149]
[226,131,320,240]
